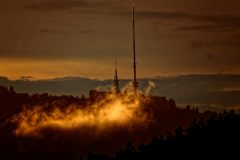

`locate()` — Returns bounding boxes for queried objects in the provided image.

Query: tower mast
[113,58,120,94]
[132,0,139,94]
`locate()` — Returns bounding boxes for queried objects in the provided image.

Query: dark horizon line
[1,73,240,82]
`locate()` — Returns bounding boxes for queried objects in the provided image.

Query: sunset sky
[1,0,240,80]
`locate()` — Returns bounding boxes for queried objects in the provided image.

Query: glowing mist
[10,93,151,137]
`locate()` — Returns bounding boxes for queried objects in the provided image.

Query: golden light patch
[10,93,150,137]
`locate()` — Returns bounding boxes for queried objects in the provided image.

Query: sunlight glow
[11,93,149,137]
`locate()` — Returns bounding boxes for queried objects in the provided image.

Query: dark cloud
[206,53,214,60]
[40,29,65,34]
[18,0,240,35]
[176,25,238,32]
[137,10,240,22]
[23,0,126,21]
[191,35,240,49]
[23,0,109,12]
[136,10,240,32]
[21,1,240,35]
[78,30,93,34]
[137,11,191,20]
[40,29,92,34]
[25,0,240,34]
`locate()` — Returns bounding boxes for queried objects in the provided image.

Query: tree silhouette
[0,85,228,160]
[88,110,240,159]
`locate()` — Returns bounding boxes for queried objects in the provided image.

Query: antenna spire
[113,58,120,94]
[132,0,139,94]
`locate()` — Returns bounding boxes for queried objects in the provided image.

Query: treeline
[0,85,212,160]
[0,85,86,122]
[88,110,240,159]
[0,85,200,123]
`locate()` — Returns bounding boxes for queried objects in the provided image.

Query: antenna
[132,0,139,94]
[113,58,120,94]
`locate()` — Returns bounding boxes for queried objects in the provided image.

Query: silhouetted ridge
[0,85,208,159]
[88,110,240,159]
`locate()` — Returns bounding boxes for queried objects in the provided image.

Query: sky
[1,0,240,80]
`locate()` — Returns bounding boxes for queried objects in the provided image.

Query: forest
[0,85,237,159]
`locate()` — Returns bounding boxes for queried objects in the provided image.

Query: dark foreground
[0,86,238,159]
